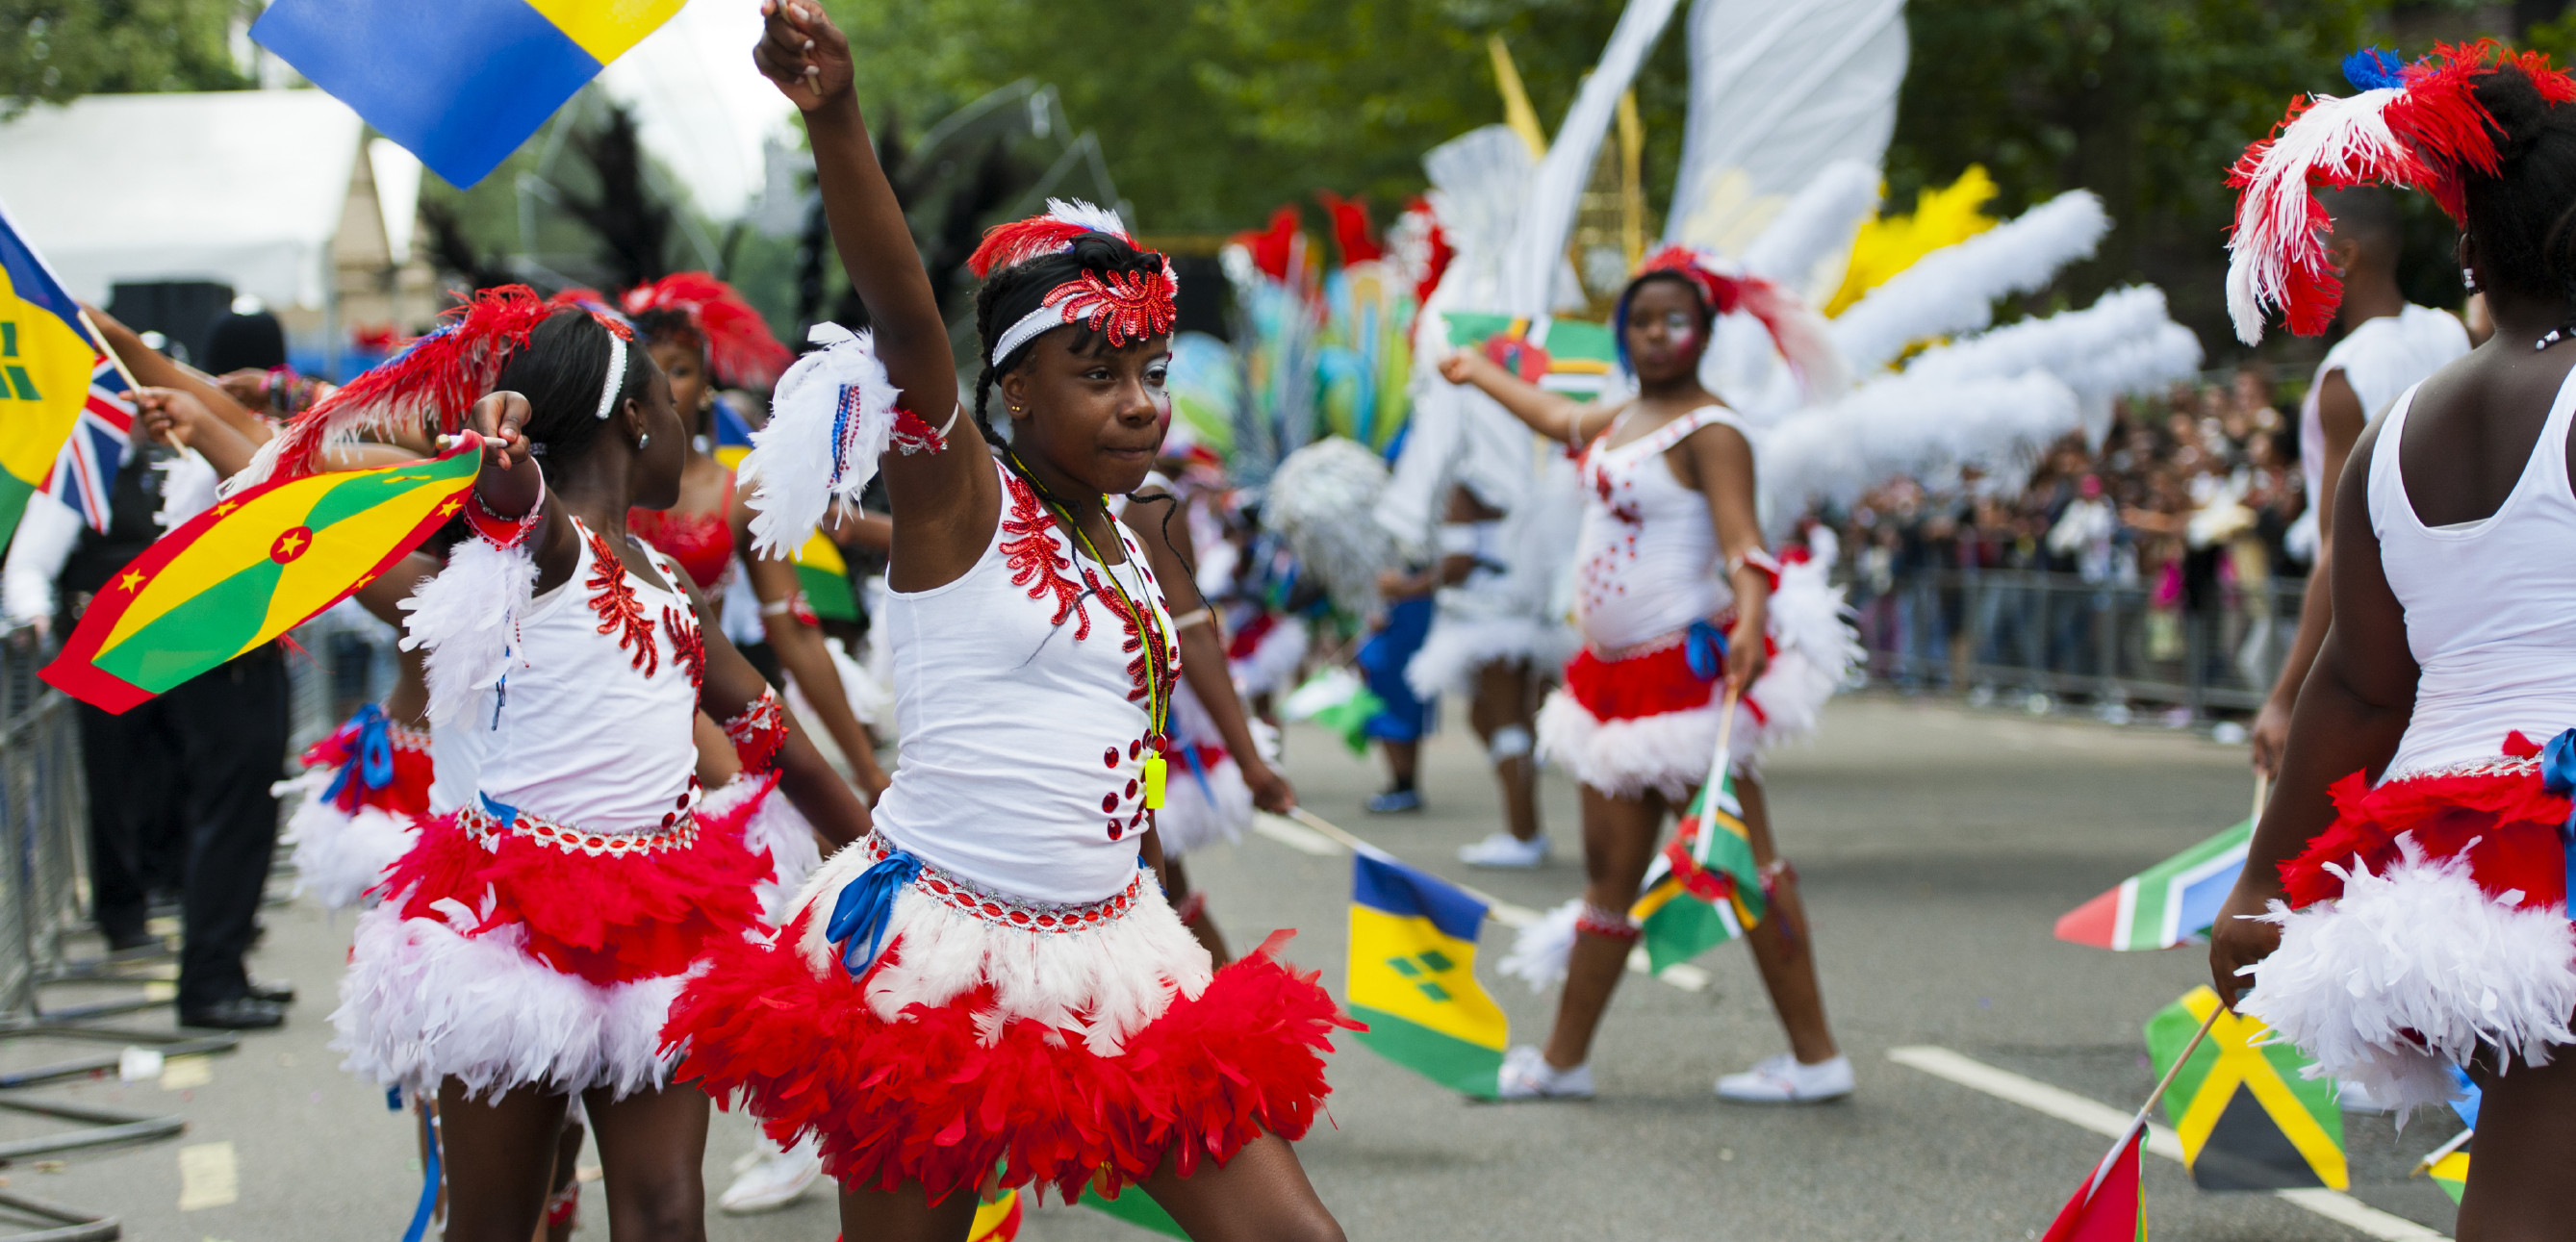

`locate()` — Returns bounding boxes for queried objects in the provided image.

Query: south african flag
[43,439,482,712]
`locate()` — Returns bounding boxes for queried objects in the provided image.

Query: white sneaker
[1459,832,1547,869]
[718,1135,823,1214]
[1716,1052,1854,1103]
[1496,1045,1594,1101]
[2334,1077,2396,1112]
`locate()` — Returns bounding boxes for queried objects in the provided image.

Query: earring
[638,432,652,449]
[2462,266,2480,292]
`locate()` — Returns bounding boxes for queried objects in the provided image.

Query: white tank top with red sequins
[1572,406,1744,651]
[461,519,703,834]
[873,460,1183,905]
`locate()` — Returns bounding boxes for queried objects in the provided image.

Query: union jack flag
[39,359,131,532]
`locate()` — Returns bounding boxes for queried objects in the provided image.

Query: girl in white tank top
[1439,246,1861,1106]
[665,13,1351,1232]
[2216,48,2576,1221]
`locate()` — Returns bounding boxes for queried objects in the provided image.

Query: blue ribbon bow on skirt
[323,702,397,811]
[828,848,925,978]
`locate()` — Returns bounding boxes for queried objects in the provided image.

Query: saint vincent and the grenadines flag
[0,195,107,550]
[251,0,684,189]
[1347,850,1509,1099]
[42,439,485,713]
[2146,985,2346,1192]
[713,397,858,622]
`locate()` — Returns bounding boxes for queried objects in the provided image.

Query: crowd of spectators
[1823,368,2316,709]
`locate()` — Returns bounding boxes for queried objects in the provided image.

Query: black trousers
[77,646,289,1008]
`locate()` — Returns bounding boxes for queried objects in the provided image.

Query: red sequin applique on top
[584,525,660,678]
[664,604,704,693]
[1086,565,1176,705]
[1001,474,1093,639]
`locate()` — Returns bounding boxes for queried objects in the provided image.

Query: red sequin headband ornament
[617,272,794,389]
[1625,244,1847,400]
[969,199,1179,365]
[232,286,605,491]
[2226,40,2576,344]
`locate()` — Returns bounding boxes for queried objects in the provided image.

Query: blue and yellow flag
[251,0,683,188]
[0,195,104,549]
[1348,850,1508,1098]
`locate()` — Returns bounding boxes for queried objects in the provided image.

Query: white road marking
[160,1055,213,1091]
[1887,1045,2446,1241]
[177,1140,238,1211]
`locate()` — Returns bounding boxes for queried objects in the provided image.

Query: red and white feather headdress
[618,272,794,390]
[967,199,1179,364]
[2226,41,2576,344]
[232,286,594,491]
[1630,243,1848,400]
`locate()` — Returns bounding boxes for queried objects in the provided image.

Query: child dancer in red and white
[2211,43,2576,1234]
[1441,246,1858,1103]
[282,290,871,1242]
[663,9,1350,1240]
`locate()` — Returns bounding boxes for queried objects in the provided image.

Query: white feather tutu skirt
[1404,609,1580,701]
[663,832,1354,1206]
[332,781,786,1101]
[1224,611,1308,700]
[1537,558,1857,798]
[275,705,434,913]
[2240,735,2576,1115]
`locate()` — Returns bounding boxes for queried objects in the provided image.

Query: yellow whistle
[1142,753,1167,809]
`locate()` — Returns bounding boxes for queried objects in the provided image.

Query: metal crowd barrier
[1847,568,2309,721]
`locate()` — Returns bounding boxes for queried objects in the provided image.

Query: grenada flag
[1629,765,1768,973]
[1347,850,1508,1098]
[43,439,483,712]
[0,195,105,549]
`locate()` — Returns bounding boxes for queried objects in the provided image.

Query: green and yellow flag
[1629,767,1768,973]
[43,439,482,712]
[2427,1145,2470,1204]
[1441,312,1619,402]
[1347,850,1508,1098]
[2145,986,2347,1191]
[0,196,106,548]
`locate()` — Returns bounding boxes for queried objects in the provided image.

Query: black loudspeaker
[104,281,235,367]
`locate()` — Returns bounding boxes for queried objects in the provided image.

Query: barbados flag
[42,439,483,712]
[0,195,105,549]
[251,0,684,189]
[715,397,856,622]
[1629,768,1768,973]
[1348,850,1508,1098]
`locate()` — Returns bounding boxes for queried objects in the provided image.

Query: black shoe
[104,929,159,953]
[245,979,295,1005]
[178,997,287,1030]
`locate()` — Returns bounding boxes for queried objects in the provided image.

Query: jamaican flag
[713,396,858,621]
[1347,850,1508,1098]
[1628,766,1768,973]
[2145,986,2346,1191]
[43,438,483,712]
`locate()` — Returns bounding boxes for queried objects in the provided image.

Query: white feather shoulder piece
[740,323,905,560]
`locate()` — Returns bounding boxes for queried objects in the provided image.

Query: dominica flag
[42,439,484,712]
[1629,765,1769,973]
[2054,818,2251,951]
[714,397,856,621]
[1441,312,1620,401]
[251,0,684,189]
[2038,1124,2146,1242]
[0,195,105,549]
[2146,985,2346,1191]
[42,359,134,533]
[1347,849,1509,1098]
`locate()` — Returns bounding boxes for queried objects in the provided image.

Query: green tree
[0,0,248,114]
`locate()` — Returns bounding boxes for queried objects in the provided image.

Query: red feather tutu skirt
[330,778,787,1101]
[662,833,1356,1205]
[1535,627,1757,800]
[2241,731,2576,1114]
[276,707,435,912]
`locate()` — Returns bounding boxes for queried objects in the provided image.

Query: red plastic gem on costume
[1125,779,1138,798]
[1102,793,1119,812]
[1129,740,1142,759]
[1108,822,1123,840]
[1105,748,1119,769]
[588,836,606,848]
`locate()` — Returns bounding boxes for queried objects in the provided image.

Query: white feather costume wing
[1495,0,1684,316]
[1760,371,2082,530]
[1828,190,2110,375]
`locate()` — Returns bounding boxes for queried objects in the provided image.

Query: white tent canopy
[0,89,415,310]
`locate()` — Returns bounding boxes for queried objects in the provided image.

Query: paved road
[18,696,2467,1240]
